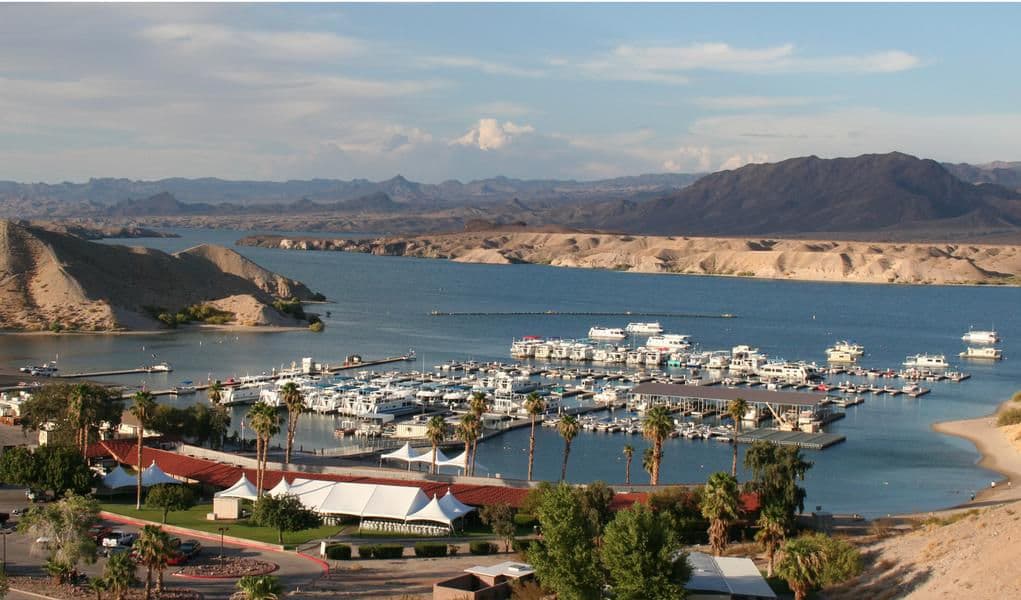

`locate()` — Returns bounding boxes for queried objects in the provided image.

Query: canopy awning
[436,451,468,470]
[141,460,181,487]
[102,466,137,489]
[380,442,424,463]
[214,473,259,500]
[360,485,430,521]
[409,447,450,465]
[438,488,475,519]
[267,477,293,497]
[405,495,460,526]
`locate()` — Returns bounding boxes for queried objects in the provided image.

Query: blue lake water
[3,227,1019,517]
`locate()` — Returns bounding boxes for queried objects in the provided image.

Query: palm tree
[622,444,634,485]
[207,380,223,404]
[523,392,546,481]
[236,575,282,600]
[642,405,673,485]
[700,471,741,556]
[468,391,488,475]
[103,551,138,600]
[755,504,787,577]
[134,525,173,600]
[281,382,303,464]
[67,384,87,455]
[455,413,479,476]
[248,402,280,495]
[556,414,580,481]
[425,415,448,474]
[87,577,108,600]
[726,398,749,478]
[775,538,824,600]
[642,447,655,483]
[130,390,157,509]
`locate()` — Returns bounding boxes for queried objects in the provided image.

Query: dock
[738,428,846,450]
[431,310,736,319]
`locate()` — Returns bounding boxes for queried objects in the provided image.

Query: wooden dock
[430,310,736,319]
[737,428,846,450]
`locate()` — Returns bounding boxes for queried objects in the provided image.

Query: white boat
[172,381,197,395]
[589,326,627,340]
[510,337,544,358]
[219,381,269,405]
[903,354,949,368]
[730,345,767,374]
[961,329,999,344]
[147,362,172,373]
[757,361,819,382]
[959,347,1003,360]
[645,334,691,352]
[626,322,663,335]
[826,340,864,362]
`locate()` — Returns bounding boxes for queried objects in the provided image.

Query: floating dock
[737,428,846,450]
[430,310,736,318]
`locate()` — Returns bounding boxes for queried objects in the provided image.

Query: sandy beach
[931,400,1021,506]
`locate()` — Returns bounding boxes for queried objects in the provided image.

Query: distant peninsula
[238,230,1021,286]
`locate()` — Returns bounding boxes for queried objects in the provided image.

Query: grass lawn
[99,500,342,547]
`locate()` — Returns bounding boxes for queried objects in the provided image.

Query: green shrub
[413,542,447,557]
[375,544,404,559]
[157,313,178,328]
[997,408,1021,426]
[325,544,351,560]
[309,320,325,332]
[357,544,376,559]
[513,512,538,527]
[511,539,532,554]
[469,541,498,555]
[273,298,307,320]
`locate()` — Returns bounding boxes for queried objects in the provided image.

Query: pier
[738,428,846,450]
[430,310,736,318]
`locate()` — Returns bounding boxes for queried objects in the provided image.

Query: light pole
[217,526,229,560]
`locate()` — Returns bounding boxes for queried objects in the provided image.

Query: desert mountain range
[0,220,318,332]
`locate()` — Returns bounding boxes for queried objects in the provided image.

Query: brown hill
[0,220,318,332]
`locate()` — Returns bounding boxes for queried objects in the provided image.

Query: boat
[757,361,819,382]
[826,340,864,362]
[510,337,544,358]
[172,381,197,395]
[959,347,1003,360]
[645,334,691,352]
[19,361,59,376]
[961,329,999,344]
[147,362,173,373]
[626,322,663,335]
[588,326,627,340]
[903,354,949,368]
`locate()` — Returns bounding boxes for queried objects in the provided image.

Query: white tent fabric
[438,489,475,519]
[380,442,423,463]
[436,451,468,470]
[287,478,336,510]
[409,447,450,465]
[405,495,460,526]
[361,485,430,520]
[214,473,259,500]
[141,461,181,486]
[102,466,137,489]
[316,482,379,515]
[267,477,292,497]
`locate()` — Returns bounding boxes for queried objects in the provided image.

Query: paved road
[0,486,324,599]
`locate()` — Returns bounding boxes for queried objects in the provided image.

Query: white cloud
[454,119,535,150]
[718,152,771,171]
[691,95,833,110]
[139,23,365,61]
[420,55,546,78]
[473,101,535,117]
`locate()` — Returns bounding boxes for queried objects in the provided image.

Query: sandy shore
[931,400,1021,506]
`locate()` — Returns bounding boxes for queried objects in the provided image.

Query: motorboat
[961,329,999,344]
[589,326,627,340]
[645,334,691,352]
[903,354,949,368]
[826,340,864,362]
[626,322,663,335]
[959,347,1003,360]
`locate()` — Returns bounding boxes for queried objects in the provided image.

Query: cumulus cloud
[454,118,535,150]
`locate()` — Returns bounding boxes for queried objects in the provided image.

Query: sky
[2,2,1020,183]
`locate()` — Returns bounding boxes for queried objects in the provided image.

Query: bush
[413,542,447,557]
[309,320,325,332]
[273,298,307,320]
[375,544,404,559]
[511,539,532,554]
[513,512,538,527]
[357,544,376,559]
[469,541,498,555]
[325,544,351,560]
[997,408,1021,426]
[447,544,459,556]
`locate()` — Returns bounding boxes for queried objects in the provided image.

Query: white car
[101,531,137,548]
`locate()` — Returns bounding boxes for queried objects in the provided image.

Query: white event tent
[101,465,137,489]
[141,461,181,486]
[379,442,468,474]
[214,473,259,501]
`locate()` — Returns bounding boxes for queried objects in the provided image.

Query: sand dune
[240,231,1021,286]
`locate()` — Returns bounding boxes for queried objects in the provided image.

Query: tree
[648,486,708,545]
[280,382,303,464]
[776,533,863,600]
[480,503,516,552]
[455,413,479,476]
[236,575,282,600]
[700,471,741,556]
[424,415,448,474]
[17,493,99,582]
[0,572,8,600]
[556,415,580,482]
[248,402,280,495]
[468,391,488,475]
[755,503,787,577]
[726,398,749,478]
[251,494,322,544]
[208,401,231,450]
[575,482,615,538]
[20,383,122,452]
[134,525,173,600]
[622,444,634,485]
[130,391,157,509]
[744,441,813,531]
[601,503,691,600]
[1,446,95,496]
[642,447,655,483]
[207,381,223,405]
[103,551,138,600]
[642,406,673,485]
[0,446,39,487]
[524,392,546,481]
[145,484,195,524]
[529,484,603,600]
[86,576,107,600]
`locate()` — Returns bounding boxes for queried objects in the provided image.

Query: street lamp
[217,526,229,560]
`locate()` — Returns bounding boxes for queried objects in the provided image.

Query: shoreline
[930,400,1021,507]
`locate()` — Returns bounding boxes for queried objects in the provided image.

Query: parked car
[101,531,137,548]
[89,525,113,543]
[11,507,27,517]
[168,540,202,565]
[103,545,131,558]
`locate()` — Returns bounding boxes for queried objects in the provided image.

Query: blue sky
[2,3,1019,183]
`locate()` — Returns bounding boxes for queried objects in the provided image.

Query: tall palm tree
[103,551,138,600]
[468,391,488,475]
[622,444,634,485]
[700,471,741,556]
[248,401,280,495]
[775,538,824,600]
[280,382,303,464]
[523,392,546,481]
[207,380,223,405]
[726,398,749,478]
[67,384,87,455]
[755,504,787,577]
[425,415,448,474]
[642,405,673,485]
[236,575,282,600]
[455,413,478,476]
[642,447,655,483]
[556,414,580,482]
[134,525,174,600]
[130,390,157,509]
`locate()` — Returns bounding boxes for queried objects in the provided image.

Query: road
[0,486,324,599]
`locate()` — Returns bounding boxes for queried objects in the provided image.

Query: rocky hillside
[238,231,1021,286]
[0,220,320,332]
